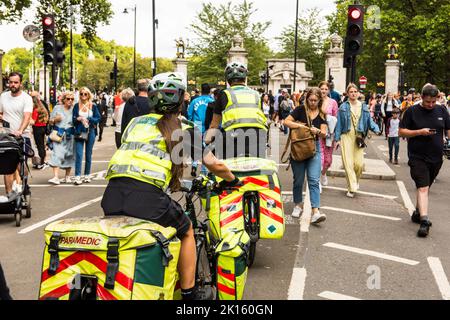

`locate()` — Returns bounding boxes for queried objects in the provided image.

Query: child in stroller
[0,125,33,227]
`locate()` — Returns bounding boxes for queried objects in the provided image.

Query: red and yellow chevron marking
[260,207,284,225]
[220,196,243,213]
[259,193,282,209]
[218,266,235,282]
[40,251,134,300]
[220,210,243,228]
[242,176,280,194]
[217,282,236,297]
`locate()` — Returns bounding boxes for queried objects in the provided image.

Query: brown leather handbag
[281,110,316,164]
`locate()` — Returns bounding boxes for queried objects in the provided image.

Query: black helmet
[225,62,248,82]
[148,72,186,113]
[444,139,450,160]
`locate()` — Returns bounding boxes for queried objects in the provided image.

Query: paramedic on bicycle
[101,72,241,300]
[206,62,268,159]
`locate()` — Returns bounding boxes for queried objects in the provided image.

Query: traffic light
[55,40,66,66]
[260,73,267,85]
[343,5,364,68]
[42,14,55,64]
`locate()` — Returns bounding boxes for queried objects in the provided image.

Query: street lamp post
[293,0,299,92]
[152,0,157,77]
[123,5,137,85]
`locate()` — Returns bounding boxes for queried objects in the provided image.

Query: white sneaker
[74,176,83,185]
[292,206,303,218]
[346,192,355,198]
[48,177,60,185]
[83,176,91,183]
[61,176,72,184]
[13,182,23,194]
[321,174,328,186]
[311,211,327,224]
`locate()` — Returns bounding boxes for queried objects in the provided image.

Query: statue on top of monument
[387,37,399,60]
[175,38,185,59]
[232,35,244,49]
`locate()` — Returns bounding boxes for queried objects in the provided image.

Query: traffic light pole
[44,64,47,102]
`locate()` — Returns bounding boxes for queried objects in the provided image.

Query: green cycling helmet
[148,72,186,113]
[225,62,248,82]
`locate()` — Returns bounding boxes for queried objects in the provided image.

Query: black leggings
[0,262,12,300]
[32,126,46,165]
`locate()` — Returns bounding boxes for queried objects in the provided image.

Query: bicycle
[180,175,218,299]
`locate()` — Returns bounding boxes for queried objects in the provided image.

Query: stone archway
[266,59,313,93]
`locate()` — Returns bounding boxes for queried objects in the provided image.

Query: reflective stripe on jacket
[221,86,268,132]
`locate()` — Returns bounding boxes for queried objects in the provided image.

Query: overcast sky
[0,0,336,58]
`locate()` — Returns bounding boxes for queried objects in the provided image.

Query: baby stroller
[0,128,33,227]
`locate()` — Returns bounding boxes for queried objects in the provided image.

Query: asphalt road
[0,125,449,300]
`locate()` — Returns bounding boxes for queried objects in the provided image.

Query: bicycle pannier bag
[215,229,250,300]
[39,216,181,300]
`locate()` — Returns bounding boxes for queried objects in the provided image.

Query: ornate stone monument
[325,34,346,94]
[265,59,313,93]
[172,38,188,85]
[227,35,248,66]
[0,49,4,93]
[385,38,400,94]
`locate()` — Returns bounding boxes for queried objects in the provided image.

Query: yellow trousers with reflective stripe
[340,130,364,193]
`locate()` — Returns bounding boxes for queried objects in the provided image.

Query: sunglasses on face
[66,98,74,101]
[80,93,89,96]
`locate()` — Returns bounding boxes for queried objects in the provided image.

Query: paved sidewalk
[328,155,396,180]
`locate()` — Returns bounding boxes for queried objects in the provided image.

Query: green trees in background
[276,8,327,87]
[188,0,272,86]
[2,34,173,91]
[327,0,450,92]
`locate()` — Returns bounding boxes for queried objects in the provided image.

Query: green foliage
[34,0,113,46]
[0,0,32,23]
[188,0,273,85]
[327,0,450,92]
[276,8,327,86]
[2,48,34,84]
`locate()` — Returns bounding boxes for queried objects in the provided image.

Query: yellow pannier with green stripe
[215,229,250,300]
[39,216,181,300]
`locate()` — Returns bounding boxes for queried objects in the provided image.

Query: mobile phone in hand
[429,129,437,134]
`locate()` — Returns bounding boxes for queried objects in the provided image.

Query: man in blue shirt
[187,83,214,176]
[329,82,342,106]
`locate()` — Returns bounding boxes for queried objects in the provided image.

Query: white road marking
[18,196,103,234]
[318,291,361,300]
[323,242,420,266]
[396,180,415,216]
[300,184,311,233]
[288,268,307,300]
[28,185,106,188]
[321,206,402,221]
[427,257,450,300]
[323,186,397,200]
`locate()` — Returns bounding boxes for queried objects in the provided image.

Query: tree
[276,8,327,86]
[35,0,113,46]
[2,48,33,85]
[0,0,113,46]
[188,0,272,85]
[327,0,450,92]
[0,0,32,23]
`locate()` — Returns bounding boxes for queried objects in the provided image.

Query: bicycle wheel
[196,235,216,300]
[245,196,259,267]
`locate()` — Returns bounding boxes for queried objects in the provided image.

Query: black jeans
[115,132,122,149]
[32,126,46,165]
[0,262,12,300]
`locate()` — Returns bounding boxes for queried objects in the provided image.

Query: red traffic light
[43,16,53,26]
[349,8,362,20]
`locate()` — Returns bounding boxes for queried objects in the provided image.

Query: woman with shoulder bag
[334,84,380,198]
[48,92,76,185]
[284,88,328,224]
[72,87,101,185]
